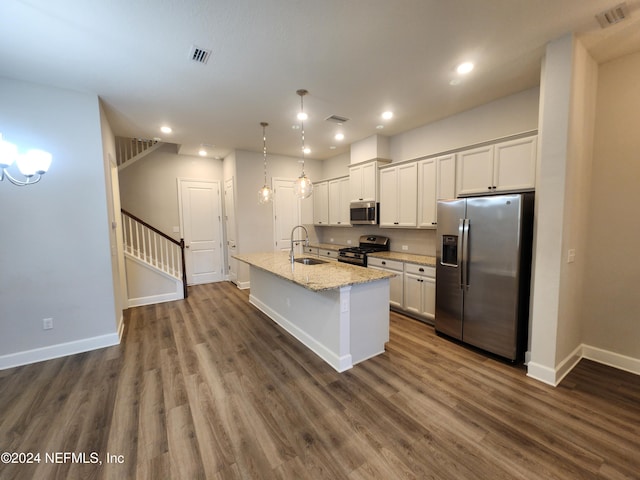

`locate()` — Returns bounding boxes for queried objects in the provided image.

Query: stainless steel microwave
[350,201,378,225]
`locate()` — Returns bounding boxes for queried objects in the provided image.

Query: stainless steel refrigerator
[435,193,534,362]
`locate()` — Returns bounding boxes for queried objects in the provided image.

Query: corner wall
[582,51,640,364]
[0,77,119,369]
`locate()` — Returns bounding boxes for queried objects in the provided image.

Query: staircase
[121,209,187,307]
[116,137,164,171]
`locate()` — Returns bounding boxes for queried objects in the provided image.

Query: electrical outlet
[402,245,409,251]
[347,239,352,244]
[567,249,576,263]
[43,318,53,330]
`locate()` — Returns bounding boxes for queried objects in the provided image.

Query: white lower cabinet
[368,257,436,323]
[367,257,403,309]
[403,264,436,322]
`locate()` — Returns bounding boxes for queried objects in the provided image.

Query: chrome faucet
[290,225,310,264]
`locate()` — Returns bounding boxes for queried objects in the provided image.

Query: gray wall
[0,77,118,367]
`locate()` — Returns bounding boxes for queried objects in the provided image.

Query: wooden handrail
[121,208,181,246]
[121,208,188,299]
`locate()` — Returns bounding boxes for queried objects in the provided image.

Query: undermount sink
[294,257,327,265]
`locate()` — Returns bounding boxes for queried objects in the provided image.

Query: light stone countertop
[309,242,347,251]
[234,252,396,292]
[368,251,437,267]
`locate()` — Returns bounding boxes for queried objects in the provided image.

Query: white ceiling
[1,0,640,160]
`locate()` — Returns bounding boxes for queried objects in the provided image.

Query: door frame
[177,178,224,285]
[272,177,301,252]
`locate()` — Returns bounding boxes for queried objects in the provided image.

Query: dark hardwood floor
[1,281,639,479]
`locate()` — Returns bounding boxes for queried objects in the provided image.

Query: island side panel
[348,278,390,365]
[247,266,353,372]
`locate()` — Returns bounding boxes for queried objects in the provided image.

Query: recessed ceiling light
[303,147,311,154]
[297,112,308,121]
[291,124,300,130]
[329,145,337,150]
[160,126,172,134]
[376,124,384,129]
[449,78,461,86]
[456,62,474,75]
[198,148,207,156]
[334,133,345,141]
[381,111,393,120]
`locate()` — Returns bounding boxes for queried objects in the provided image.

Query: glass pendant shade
[293,173,313,199]
[258,184,273,204]
[17,149,52,176]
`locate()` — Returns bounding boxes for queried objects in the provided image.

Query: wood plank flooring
[1,281,639,479]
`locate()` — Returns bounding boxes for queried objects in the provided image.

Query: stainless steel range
[338,235,390,267]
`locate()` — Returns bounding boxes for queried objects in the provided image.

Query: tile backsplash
[309,225,437,256]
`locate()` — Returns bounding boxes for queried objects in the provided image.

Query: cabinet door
[437,154,456,200]
[338,177,350,224]
[397,163,417,227]
[378,167,397,226]
[361,162,377,201]
[403,273,423,317]
[493,136,537,192]
[423,277,436,320]
[328,179,341,225]
[369,266,403,308]
[456,145,494,196]
[417,158,437,228]
[313,181,329,225]
[349,165,364,201]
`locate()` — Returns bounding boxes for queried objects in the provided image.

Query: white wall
[390,87,540,163]
[0,77,119,368]
[118,144,224,241]
[232,149,322,285]
[582,51,640,360]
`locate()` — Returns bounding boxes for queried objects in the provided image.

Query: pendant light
[258,122,274,204]
[293,89,313,199]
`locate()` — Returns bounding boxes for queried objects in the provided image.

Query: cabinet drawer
[404,263,435,277]
[304,246,319,256]
[319,249,339,260]
[367,257,403,271]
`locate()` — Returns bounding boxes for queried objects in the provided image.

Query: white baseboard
[249,294,352,372]
[236,280,250,290]
[0,333,120,371]
[127,291,182,308]
[527,343,640,387]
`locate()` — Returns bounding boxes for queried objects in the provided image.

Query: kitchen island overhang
[234,252,396,372]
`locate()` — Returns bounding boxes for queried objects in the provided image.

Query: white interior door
[273,178,301,252]
[179,180,223,285]
[224,178,238,284]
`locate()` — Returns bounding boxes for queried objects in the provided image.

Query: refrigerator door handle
[462,218,470,290]
[458,219,465,289]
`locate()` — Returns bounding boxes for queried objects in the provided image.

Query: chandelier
[293,89,313,199]
[258,122,274,204]
[0,133,52,186]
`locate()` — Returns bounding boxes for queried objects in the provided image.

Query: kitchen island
[234,252,395,372]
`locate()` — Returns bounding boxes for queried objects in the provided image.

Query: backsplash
[309,225,437,256]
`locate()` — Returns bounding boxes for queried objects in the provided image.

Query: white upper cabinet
[379,162,417,227]
[456,135,537,196]
[417,154,455,228]
[312,181,329,225]
[328,176,350,226]
[493,136,537,192]
[350,160,387,202]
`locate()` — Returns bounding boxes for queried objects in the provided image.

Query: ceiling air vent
[325,114,350,124]
[596,2,630,28]
[189,45,211,64]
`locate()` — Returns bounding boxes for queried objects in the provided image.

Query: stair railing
[121,209,188,299]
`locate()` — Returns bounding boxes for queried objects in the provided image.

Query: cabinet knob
[419,267,424,272]
[394,222,399,225]
[381,261,386,265]
[431,222,437,225]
